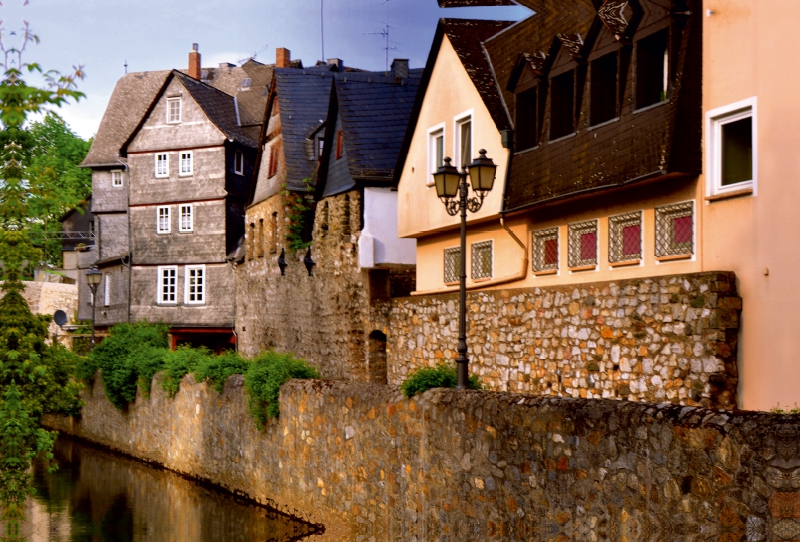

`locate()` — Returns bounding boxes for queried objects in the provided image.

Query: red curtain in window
[580,232,596,261]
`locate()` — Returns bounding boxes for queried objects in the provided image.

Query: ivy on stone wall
[282,178,314,253]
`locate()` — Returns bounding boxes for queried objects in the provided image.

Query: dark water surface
[19,437,321,542]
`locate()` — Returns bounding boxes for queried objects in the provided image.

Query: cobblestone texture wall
[47,375,800,541]
[378,272,741,409]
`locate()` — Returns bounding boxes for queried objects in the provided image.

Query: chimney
[390,59,409,80]
[276,48,291,69]
[188,43,201,79]
[327,58,344,72]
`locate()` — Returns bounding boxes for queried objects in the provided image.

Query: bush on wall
[401,362,482,398]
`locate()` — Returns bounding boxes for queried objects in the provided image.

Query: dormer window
[234,150,244,175]
[111,170,123,187]
[240,77,252,90]
[549,70,575,140]
[589,51,618,126]
[635,28,669,110]
[516,86,539,151]
[200,70,209,81]
[167,97,181,123]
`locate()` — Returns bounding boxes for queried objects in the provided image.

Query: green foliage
[244,351,320,429]
[400,362,483,398]
[282,177,314,253]
[193,349,248,393]
[160,346,210,398]
[771,404,800,414]
[87,322,169,409]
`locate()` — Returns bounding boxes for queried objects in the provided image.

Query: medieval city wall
[378,272,741,409]
[47,374,796,541]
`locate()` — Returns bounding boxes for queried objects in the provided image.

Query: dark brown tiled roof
[81,71,170,167]
[442,19,516,131]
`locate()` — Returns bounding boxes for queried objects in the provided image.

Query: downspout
[412,148,529,296]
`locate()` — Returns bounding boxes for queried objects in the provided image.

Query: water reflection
[18,437,321,542]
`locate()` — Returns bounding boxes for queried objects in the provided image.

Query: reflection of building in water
[18,438,318,542]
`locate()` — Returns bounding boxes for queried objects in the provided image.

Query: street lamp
[85,266,102,350]
[433,149,497,389]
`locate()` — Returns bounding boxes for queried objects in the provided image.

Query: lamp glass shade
[86,267,102,286]
[433,157,461,199]
[468,149,497,193]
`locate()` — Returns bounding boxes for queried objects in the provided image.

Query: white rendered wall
[359,187,416,268]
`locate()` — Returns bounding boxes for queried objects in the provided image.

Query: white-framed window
[111,170,123,187]
[454,112,473,169]
[655,202,694,258]
[609,211,643,263]
[179,204,193,232]
[157,206,171,234]
[185,265,205,304]
[103,274,110,306]
[179,151,193,176]
[240,77,252,90]
[707,96,756,197]
[157,266,178,304]
[234,150,244,175]
[427,123,445,185]
[532,227,559,272]
[443,246,460,284]
[471,240,493,280]
[155,153,169,178]
[568,220,598,268]
[166,97,181,123]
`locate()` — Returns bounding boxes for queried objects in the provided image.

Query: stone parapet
[379,271,740,409]
[46,376,800,541]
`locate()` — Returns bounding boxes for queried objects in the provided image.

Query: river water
[17,437,321,542]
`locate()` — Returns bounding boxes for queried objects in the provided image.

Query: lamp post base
[456,357,469,390]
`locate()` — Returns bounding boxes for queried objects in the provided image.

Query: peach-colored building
[399,0,796,410]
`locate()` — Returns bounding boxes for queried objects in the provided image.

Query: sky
[0,0,531,140]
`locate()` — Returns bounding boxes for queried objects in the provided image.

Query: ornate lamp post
[433,149,497,389]
[85,266,102,350]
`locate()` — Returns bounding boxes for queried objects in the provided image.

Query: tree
[26,113,92,266]
[0,22,85,540]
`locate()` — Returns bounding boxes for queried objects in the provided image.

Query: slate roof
[82,71,171,167]
[172,71,258,148]
[273,67,339,191]
[318,71,423,198]
[438,0,516,5]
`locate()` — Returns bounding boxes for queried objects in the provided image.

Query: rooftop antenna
[124,59,128,75]
[364,22,399,75]
[320,0,325,62]
[236,41,272,65]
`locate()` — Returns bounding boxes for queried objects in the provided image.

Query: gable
[127,77,227,153]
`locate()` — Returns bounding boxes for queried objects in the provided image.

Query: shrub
[194,349,248,393]
[88,322,169,408]
[160,346,210,398]
[244,351,320,429]
[401,362,482,398]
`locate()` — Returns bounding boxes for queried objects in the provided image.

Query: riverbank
[46,373,800,540]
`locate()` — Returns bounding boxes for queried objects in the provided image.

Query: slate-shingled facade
[82,46,283,350]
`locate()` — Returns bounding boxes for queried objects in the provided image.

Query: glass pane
[622,224,641,257]
[673,215,692,245]
[435,134,443,169]
[544,238,558,265]
[580,232,596,261]
[459,121,471,168]
[721,117,752,186]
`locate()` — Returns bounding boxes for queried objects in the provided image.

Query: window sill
[179,173,193,178]
[472,277,492,283]
[705,187,753,202]
[656,254,692,262]
[155,176,169,179]
[548,132,577,144]
[633,99,669,114]
[444,280,459,287]
[157,231,171,235]
[610,259,641,268]
[514,145,540,156]
[569,264,597,272]
[533,269,558,276]
[587,116,620,131]
[178,230,194,234]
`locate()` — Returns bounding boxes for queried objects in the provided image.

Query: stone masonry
[47,374,800,541]
[378,272,740,409]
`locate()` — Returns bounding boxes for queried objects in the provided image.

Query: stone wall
[237,190,403,382]
[19,280,78,346]
[377,272,741,409]
[47,374,800,541]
